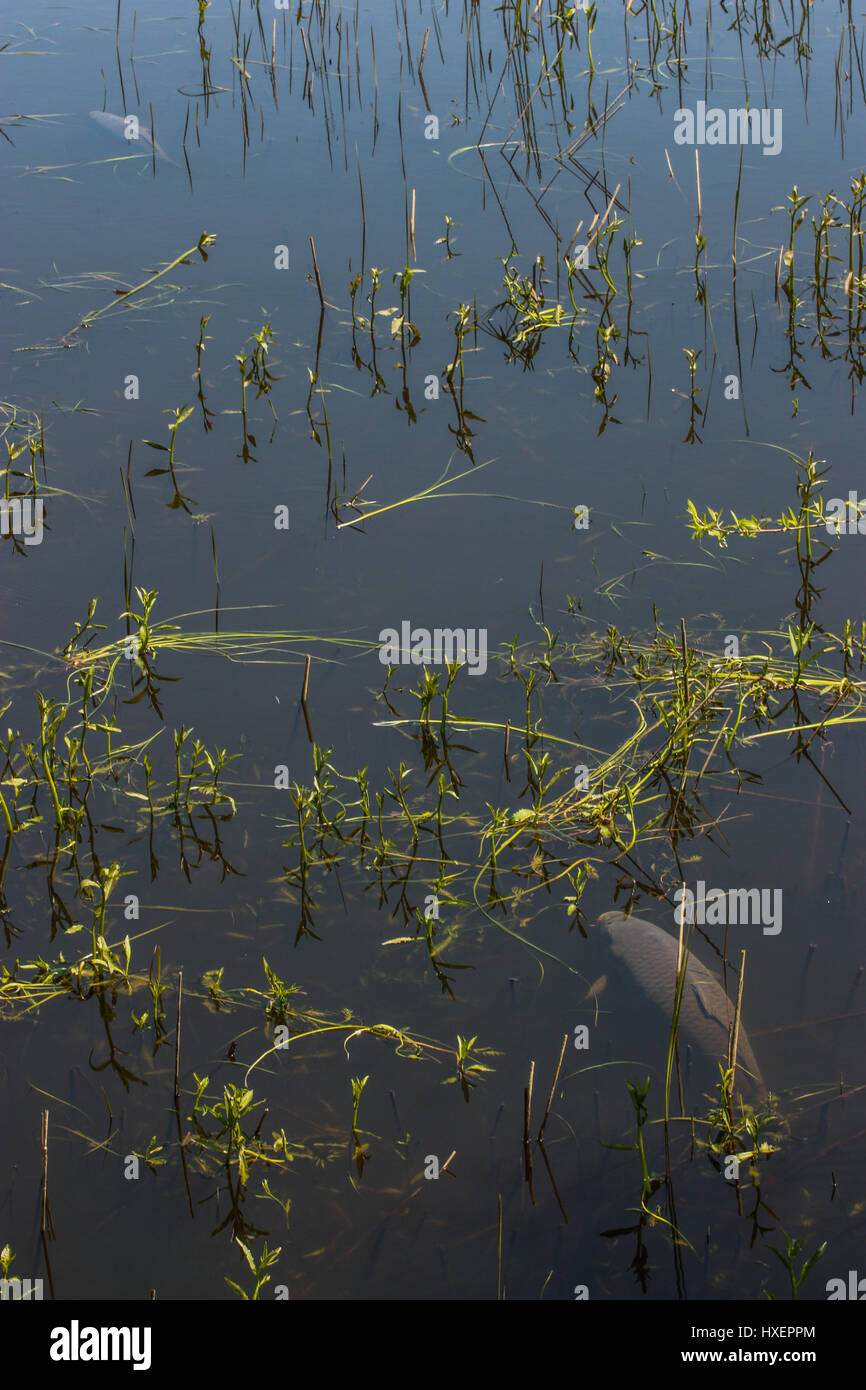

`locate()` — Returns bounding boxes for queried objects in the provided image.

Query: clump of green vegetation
[766,1230,827,1300]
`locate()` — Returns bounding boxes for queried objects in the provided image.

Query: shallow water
[0,0,864,1301]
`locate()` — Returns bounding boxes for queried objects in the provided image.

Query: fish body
[89,111,176,166]
[596,910,767,1101]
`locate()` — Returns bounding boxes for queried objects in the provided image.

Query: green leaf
[235,1237,256,1275]
[800,1242,827,1281]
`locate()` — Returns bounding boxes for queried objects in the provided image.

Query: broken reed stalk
[410,187,417,261]
[727,949,747,1119]
[579,183,622,261]
[174,969,183,1104]
[309,236,327,311]
[496,1193,503,1300]
[357,154,367,275]
[503,719,511,781]
[300,653,313,742]
[665,889,688,1126]
[523,1059,535,1144]
[565,218,584,263]
[39,1107,56,1298]
[40,1109,49,1236]
[537,1032,568,1142]
[524,1058,537,1191]
[732,144,743,278]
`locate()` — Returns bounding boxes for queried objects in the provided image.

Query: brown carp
[596,910,767,1101]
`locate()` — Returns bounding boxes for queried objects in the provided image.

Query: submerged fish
[89,111,176,165]
[596,910,767,1101]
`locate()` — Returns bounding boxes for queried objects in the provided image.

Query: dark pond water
[1,0,864,1302]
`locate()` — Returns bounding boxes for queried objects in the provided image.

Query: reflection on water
[0,0,864,1301]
